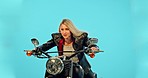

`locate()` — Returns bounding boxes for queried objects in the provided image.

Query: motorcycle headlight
[46,57,64,75]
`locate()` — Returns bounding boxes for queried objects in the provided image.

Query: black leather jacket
[38,32,98,74]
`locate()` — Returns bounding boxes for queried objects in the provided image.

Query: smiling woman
[32,19,100,78]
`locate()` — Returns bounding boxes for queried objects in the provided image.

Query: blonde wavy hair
[59,19,85,37]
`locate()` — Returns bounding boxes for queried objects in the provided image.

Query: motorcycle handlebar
[24,48,104,58]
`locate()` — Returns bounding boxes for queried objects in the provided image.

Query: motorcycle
[24,38,103,78]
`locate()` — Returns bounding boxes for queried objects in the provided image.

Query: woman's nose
[63,30,67,34]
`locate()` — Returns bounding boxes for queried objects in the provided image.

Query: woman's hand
[89,47,99,58]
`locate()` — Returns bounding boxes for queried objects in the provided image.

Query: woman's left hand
[89,47,99,58]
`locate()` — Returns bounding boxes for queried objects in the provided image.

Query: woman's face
[59,24,72,39]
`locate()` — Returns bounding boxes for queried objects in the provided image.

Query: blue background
[0,0,148,78]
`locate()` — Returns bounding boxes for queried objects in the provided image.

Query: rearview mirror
[89,38,98,44]
[31,38,39,47]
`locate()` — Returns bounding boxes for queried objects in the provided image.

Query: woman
[36,19,99,78]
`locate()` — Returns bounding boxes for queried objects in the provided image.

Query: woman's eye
[60,29,64,31]
[65,28,69,30]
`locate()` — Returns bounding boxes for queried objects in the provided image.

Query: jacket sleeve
[37,39,56,51]
[83,33,99,48]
